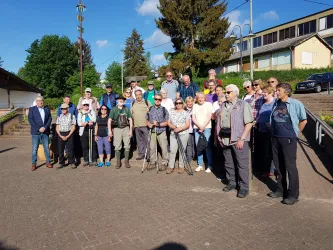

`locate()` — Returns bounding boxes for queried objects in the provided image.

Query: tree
[145,52,155,79]
[66,64,100,93]
[19,35,79,97]
[124,29,148,77]
[0,56,3,67]
[156,0,233,76]
[105,62,122,94]
[74,40,95,69]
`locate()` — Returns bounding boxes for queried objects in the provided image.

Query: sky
[0,0,331,77]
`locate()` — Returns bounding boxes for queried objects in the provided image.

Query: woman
[242,80,255,103]
[94,105,111,167]
[251,79,265,120]
[78,99,97,166]
[185,97,195,162]
[192,92,213,173]
[256,85,276,177]
[123,88,135,109]
[77,87,100,114]
[160,88,174,113]
[166,98,190,174]
[267,77,279,98]
[213,93,226,113]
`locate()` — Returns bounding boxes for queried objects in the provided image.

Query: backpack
[196,133,208,152]
[132,100,149,107]
[112,107,130,128]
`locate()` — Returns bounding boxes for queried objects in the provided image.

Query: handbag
[196,133,208,152]
[219,128,231,138]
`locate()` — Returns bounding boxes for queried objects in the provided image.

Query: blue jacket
[100,92,118,110]
[57,102,78,119]
[28,106,52,135]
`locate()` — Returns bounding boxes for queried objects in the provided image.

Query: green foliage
[74,41,95,69]
[145,52,155,80]
[44,98,63,110]
[66,64,100,93]
[0,56,3,67]
[320,114,333,129]
[156,0,233,76]
[105,62,122,94]
[124,29,148,77]
[19,35,79,98]
[0,111,17,123]
[139,79,162,91]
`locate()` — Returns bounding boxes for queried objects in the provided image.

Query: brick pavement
[0,137,333,250]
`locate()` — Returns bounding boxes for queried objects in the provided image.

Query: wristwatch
[158,122,160,127]
[240,138,245,141]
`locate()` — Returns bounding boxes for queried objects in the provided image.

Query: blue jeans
[32,134,50,165]
[194,129,213,167]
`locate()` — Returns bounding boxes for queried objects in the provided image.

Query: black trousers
[80,129,97,163]
[58,131,74,165]
[255,131,273,173]
[272,136,299,199]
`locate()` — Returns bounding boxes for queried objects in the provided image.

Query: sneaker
[83,162,89,167]
[97,162,104,168]
[178,168,184,174]
[267,191,283,198]
[136,156,144,160]
[282,196,299,205]
[166,167,174,174]
[105,161,111,167]
[223,184,236,192]
[205,167,212,173]
[237,189,249,198]
[70,164,77,169]
[195,166,204,172]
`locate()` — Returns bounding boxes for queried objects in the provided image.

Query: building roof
[225,33,333,63]
[0,67,41,93]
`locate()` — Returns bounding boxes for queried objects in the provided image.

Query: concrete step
[3,131,30,136]
[8,128,30,133]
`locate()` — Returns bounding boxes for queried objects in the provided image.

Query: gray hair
[160,88,168,94]
[134,89,142,95]
[243,80,252,88]
[183,75,190,80]
[225,84,240,96]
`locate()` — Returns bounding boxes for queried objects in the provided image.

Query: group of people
[28,70,307,205]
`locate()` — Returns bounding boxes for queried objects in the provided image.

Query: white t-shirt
[132,86,145,99]
[192,102,213,129]
[161,98,174,113]
[213,101,220,112]
[242,94,253,102]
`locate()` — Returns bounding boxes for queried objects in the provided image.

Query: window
[272,51,291,66]
[328,14,333,29]
[320,17,326,30]
[258,55,270,68]
[280,27,296,41]
[236,41,248,52]
[263,31,277,45]
[324,36,333,47]
[253,37,261,48]
[302,52,313,65]
[298,20,316,36]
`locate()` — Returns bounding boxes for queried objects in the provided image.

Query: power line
[96,51,120,67]
[303,0,333,6]
[145,41,172,50]
[222,0,249,17]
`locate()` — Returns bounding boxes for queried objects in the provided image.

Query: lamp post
[76,0,86,97]
[230,24,255,77]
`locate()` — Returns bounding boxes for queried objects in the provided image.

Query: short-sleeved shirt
[206,93,218,104]
[271,101,296,138]
[96,115,109,137]
[192,102,213,129]
[131,100,151,127]
[177,83,200,100]
[109,106,132,126]
[161,80,179,101]
[56,113,76,132]
[124,98,135,110]
[146,90,155,106]
[169,109,190,135]
[257,100,275,132]
[146,105,169,134]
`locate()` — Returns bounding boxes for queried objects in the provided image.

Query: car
[295,72,333,93]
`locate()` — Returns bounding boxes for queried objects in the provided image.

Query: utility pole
[250,0,254,80]
[76,0,86,97]
[121,51,124,93]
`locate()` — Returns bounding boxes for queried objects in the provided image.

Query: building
[222,8,333,73]
[0,67,41,109]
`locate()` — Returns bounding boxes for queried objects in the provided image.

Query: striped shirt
[177,83,200,100]
[56,113,76,132]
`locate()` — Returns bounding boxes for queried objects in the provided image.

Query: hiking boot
[166,167,174,174]
[268,191,283,198]
[282,196,299,205]
[46,162,53,168]
[178,168,184,174]
[237,189,249,198]
[83,162,89,167]
[56,164,64,170]
[223,184,236,192]
[125,160,131,168]
[116,160,122,169]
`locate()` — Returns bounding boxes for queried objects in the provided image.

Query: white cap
[82,99,90,105]
[85,88,92,93]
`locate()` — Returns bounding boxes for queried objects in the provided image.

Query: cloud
[260,10,279,21]
[225,10,250,35]
[96,40,108,48]
[151,54,166,65]
[136,0,160,16]
[145,29,173,50]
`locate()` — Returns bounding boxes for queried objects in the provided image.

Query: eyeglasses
[267,81,276,84]
[224,91,233,95]
[166,75,172,77]
[101,108,107,110]
[83,104,89,106]
[175,102,183,105]
[154,98,162,101]
[125,92,131,94]
[244,86,251,89]
[253,84,260,87]
[61,108,68,110]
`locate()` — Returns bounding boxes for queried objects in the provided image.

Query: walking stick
[155,126,159,174]
[141,128,152,173]
[175,132,193,176]
[88,126,92,164]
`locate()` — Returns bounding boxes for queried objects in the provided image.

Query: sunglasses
[101,108,107,110]
[166,75,172,77]
[125,91,131,94]
[267,81,275,84]
[154,98,162,101]
[253,84,259,87]
[83,104,89,106]
[224,91,233,95]
[175,102,183,105]
[244,86,251,89]
[61,108,68,110]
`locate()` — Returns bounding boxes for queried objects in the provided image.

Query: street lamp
[230,24,255,76]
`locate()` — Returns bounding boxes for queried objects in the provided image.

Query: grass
[320,114,333,129]
[0,111,17,123]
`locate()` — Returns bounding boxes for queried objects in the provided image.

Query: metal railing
[0,107,19,120]
[305,107,333,145]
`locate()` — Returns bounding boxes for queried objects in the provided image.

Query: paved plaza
[0,136,333,250]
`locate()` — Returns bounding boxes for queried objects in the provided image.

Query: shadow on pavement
[0,147,16,154]
[0,241,19,250]
[253,172,277,192]
[152,242,187,250]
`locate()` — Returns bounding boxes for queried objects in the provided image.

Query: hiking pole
[176,132,193,176]
[88,126,92,164]
[155,126,158,174]
[141,128,152,173]
[251,126,255,180]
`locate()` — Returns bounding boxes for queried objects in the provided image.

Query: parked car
[295,73,333,93]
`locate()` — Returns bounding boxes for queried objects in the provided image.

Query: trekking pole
[176,133,193,176]
[251,126,255,180]
[141,128,152,173]
[155,126,158,174]
[88,126,92,164]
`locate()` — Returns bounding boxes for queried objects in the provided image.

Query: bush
[0,111,17,122]
[44,98,63,110]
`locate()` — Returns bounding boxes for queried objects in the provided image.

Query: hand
[148,123,154,129]
[174,127,181,133]
[266,123,271,128]
[81,122,88,127]
[88,122,93,126]
[61,136,67,141]
[199,129,204,133]
[129,130,133,138]
[236,140,244,150]
[153,120,158,126]
[95,136,98,142]
[108,131,113,138]
[39,127,46,133]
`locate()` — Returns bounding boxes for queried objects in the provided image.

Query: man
[177,75,199,100]
[161,71,179,101]
[57,96,78,118]
[108,96,133,169]
[206,79,218,104]
[204,69,223,94]
[268,83,307,205]
[217,84,253,198]
[28,96,53,171]
[143,81,158,105]
[77,88,100,114]
[100,84,118,110]
[131,80,145,99]
[131,89,152,160]
[146,94,169,170]
[56,103,77,169]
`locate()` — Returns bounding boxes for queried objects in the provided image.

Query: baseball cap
[60,103,69,109]
[105,84,112,88]
[82,99,90,105]
[85,88,92,92]
[148,81,154,85]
